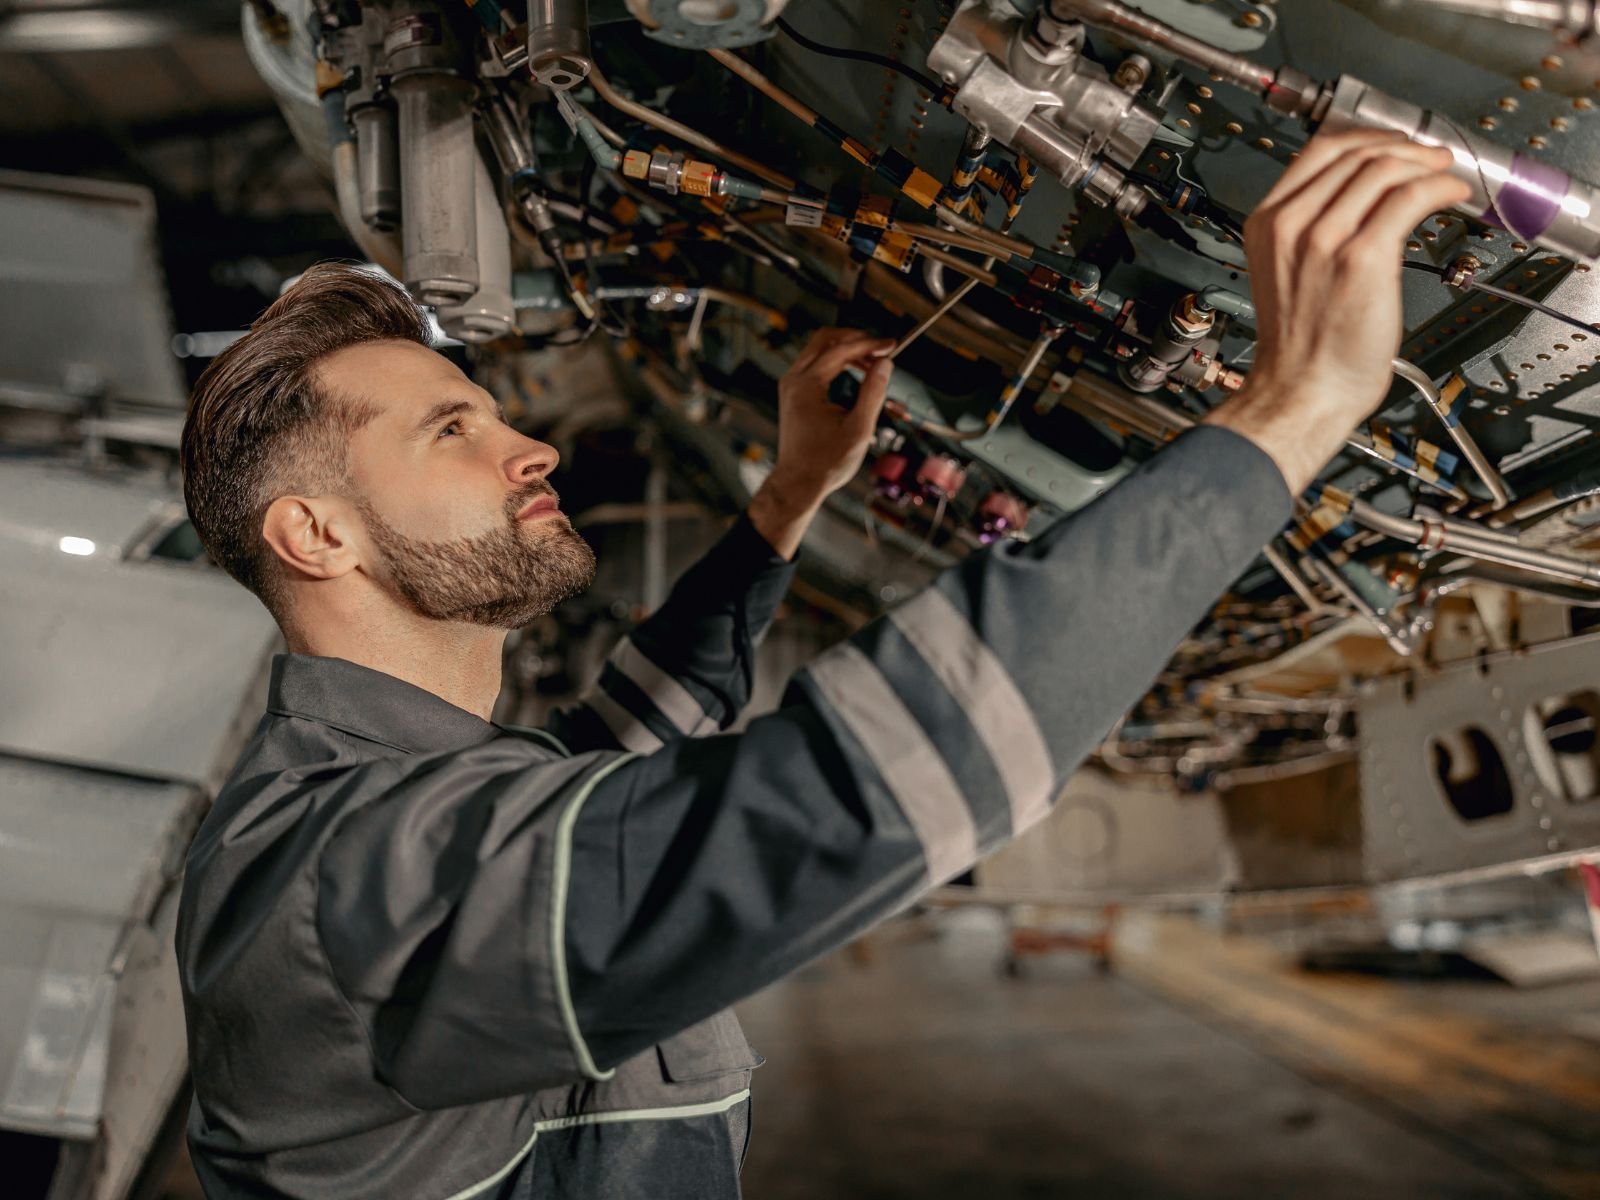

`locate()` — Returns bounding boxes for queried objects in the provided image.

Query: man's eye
[437,420,462,438]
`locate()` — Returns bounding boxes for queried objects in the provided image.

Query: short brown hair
[181,263,431,617]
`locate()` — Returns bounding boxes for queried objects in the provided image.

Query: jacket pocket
[656,1010,765,1083]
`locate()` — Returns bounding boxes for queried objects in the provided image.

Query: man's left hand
[748,328,894,559]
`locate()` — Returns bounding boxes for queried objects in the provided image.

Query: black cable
[775,16,947,99]
[1126,167,1244,244]
[576,155,631,341]
[1468,279,1598,336]
[1403,259,1597,336]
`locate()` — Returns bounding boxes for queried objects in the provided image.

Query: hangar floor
[159,906,1598,1199]
[735,906,1598,1200]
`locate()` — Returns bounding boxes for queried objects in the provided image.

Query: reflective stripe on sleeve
[889,588,1055,835]
[584,691,665,754]
[804,642,979,883]
[609,639,717,736]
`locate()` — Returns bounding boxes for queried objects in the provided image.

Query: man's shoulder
[184,710,609,913]
[190,712,377,865]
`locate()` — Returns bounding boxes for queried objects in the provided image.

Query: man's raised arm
[309,132,1472,1109]
[547,331,896,755]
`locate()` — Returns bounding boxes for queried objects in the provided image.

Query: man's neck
[288,608,507,721]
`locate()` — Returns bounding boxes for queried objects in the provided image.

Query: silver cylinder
[351,104,400,232]
[439,152,516,343]
[392,73,479,306]
[1320,74,1600,261]
[528,0,591,92]
[1395,0,1599,36]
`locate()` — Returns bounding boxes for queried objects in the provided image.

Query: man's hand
[748,328,895,558]
[1203,130,1474,495]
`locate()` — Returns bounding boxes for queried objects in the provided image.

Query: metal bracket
[1358,630,1600,881]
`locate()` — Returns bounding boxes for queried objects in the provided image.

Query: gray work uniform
[176,426,1289,1200]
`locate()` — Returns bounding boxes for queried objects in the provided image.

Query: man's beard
[357,484,596,629]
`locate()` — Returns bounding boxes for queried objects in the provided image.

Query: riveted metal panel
[1358,632,1600,881]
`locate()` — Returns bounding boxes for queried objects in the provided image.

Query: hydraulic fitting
[620,148,766,200]
[1120,293,1218,393]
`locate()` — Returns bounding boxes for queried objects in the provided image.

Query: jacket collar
[266,653,501,755]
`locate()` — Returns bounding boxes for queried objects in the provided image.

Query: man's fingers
[1349,172,1477,263]
[792,328,890,374]
[1256,129,1407,209]
[1296,156,1449,262]
[1265,141,1452,246]
[847,357,893,434]
[810,335,896,381]
[790,327,849,371]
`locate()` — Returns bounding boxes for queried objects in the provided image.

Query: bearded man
[175,132,1468,1199]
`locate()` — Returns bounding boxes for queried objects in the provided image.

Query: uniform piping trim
[439,1127,540,1200]
[500,723,572,757]
[535,1086,753,1132]
[437,1088,752,1200]
[550,753,639,1081]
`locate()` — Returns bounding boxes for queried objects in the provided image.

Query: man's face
[323,339,595,629]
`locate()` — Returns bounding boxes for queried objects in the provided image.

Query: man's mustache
[506,481,559,519]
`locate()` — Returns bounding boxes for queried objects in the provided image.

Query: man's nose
[506,436,559,482]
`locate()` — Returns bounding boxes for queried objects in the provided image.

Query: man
[175,131,1470,1199]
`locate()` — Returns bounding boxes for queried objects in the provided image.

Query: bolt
[1113,55,1150,90]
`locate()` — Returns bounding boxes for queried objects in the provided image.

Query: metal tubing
[1062,371,1195,442]
[1046,0,1276,97]
[990,324,1063,429]
[1262,541,1327,613]
[1348,494,1600,585]
[1390,358,1511,509]
[897,221,1034,261]
[1341,428,1472,503]
[1487,458,1600,527]
[909,244,999,287]
[587,63,793,189]
[707,47,819,126]
[1303,555,1414,654]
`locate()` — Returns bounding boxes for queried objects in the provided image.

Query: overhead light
[0,12,185,54]
[58,536,96,556]
[171,331,247,360]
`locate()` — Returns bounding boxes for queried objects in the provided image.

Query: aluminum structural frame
[1357,629,1600,881]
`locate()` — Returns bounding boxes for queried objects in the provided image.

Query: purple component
[873,451,915,505]
[974,491,1030,544]
[1482,154,1570,241]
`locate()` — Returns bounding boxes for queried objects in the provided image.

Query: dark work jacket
[176,427,1291,1199]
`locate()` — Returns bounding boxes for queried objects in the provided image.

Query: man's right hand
[1203,129,1474,495]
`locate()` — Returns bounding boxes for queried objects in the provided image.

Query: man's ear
[261,496,362,581]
